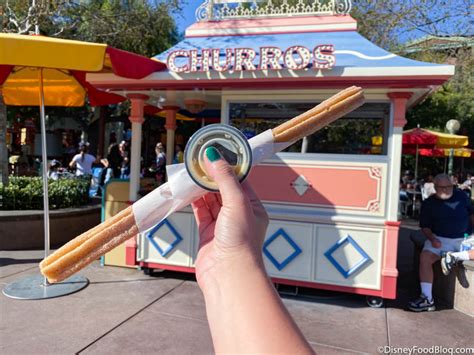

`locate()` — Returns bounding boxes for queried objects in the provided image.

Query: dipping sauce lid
[184,124,252,192]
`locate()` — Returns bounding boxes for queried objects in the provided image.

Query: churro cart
[94,0,454,307]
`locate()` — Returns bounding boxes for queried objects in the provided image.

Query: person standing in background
[100,143,123,186]
[69,142,96,177]
[118,140,130,179]
[173,144,184,164]
[118,140,128,159]
[154,142,166,183]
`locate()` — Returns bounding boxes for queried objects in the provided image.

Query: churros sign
[167,45,335,73]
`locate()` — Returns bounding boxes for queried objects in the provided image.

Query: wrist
[199,251,267,301]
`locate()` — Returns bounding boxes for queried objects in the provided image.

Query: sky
[172,1,471,44]
[174,2,201,35]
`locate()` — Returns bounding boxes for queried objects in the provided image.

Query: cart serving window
[228,101,390,155]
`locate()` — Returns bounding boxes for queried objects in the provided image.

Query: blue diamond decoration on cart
[263,228,302,271]
[324,235,371,279]
[146,219,183,257]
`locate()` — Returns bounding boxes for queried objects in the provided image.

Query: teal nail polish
[205,146,221,162]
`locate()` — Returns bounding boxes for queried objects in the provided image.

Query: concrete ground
[1,224,473,354]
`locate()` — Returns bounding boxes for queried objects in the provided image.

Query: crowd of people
[41,139,186,196]
[7,136,187,199]
[43,140,131,186]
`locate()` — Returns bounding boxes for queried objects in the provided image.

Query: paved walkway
[1,228,473,354]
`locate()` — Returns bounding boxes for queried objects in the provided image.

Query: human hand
[191,147,312,353]
[431,238,442,249]
[191,146,269,292]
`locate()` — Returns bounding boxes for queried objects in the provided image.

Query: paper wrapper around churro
[40,86,365,283]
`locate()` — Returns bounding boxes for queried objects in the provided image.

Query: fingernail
[205,146,222,162]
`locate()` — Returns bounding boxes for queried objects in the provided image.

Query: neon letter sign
[167,45,335,73]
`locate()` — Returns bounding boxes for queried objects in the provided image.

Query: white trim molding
[196,0,353,22]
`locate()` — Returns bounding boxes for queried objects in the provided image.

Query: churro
[272,86,364,143]
[39,86,365,283]
[39,206,138,283]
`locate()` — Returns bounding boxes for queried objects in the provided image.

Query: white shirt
[72,153,95,176]
[49,171,60,180]
[422,182,436,200]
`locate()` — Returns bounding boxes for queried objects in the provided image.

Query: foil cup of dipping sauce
[184,124,252,192]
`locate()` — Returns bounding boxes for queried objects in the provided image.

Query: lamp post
[446,119,460,176]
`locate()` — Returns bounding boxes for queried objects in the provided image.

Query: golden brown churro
[272,86,364,143]
[39,86,365,283]
[40,206,138,283]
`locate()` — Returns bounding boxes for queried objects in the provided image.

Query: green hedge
[0,177,90,210]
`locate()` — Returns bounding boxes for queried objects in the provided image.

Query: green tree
[67,0,182,58]
[1,0,183,169]
[1,0,182,56]
[234,0,471,51]
[405,46,474,170]
[350,1,473,171]
[352,0,473,50]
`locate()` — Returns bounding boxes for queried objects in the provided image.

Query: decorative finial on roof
[196,0,352,22]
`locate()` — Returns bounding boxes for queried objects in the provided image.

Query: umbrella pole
[38,69,51,286]
[413,144,419,217]
[414,144,419,182]
[448,148,454,176]
[2,68,89,300]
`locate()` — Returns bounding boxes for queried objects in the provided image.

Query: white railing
[196,0,352,22]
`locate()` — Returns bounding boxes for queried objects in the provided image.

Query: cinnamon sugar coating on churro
[272,86,364,143]
[40,206,138,283]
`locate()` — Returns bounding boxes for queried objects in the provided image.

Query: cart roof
[156,30,450,73]
[88,15,453,93]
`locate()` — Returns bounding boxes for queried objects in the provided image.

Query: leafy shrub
[0,177,90,210]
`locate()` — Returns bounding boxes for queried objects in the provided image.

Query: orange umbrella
[0,33,165,106]
[0,33,166,299]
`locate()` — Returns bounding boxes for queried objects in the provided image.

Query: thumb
[204,146,245,205]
